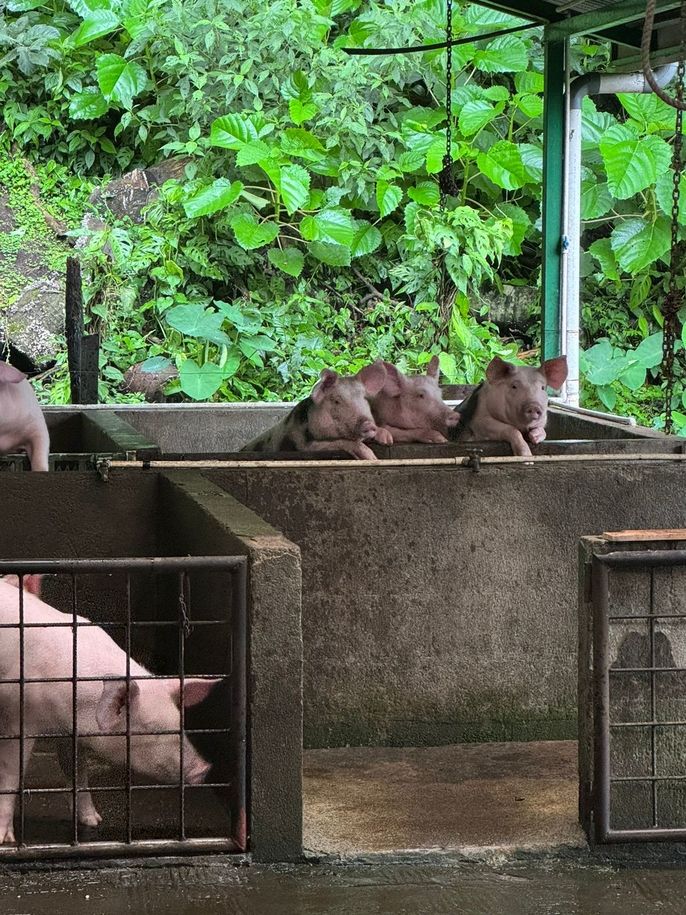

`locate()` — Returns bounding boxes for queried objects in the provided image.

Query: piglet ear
[426,355,440,379]
[311,369,338,404]
[173,678,223,709]
[486,356,514,383]
[380,361,403,397]
[0,362,26,384]
[541,356,568,391]
[357,361,386,397]
[22,574,43,597]
[96,679,141,732]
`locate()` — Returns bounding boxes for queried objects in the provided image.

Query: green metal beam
[547,0,681,41]
[541,37,566,362]
[469,0,553,23]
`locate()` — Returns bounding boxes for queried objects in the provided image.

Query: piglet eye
[417,392,425,398]
[511,383,517,389]
[333,398,341,405]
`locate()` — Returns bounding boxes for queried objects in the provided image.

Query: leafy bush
[0,0,683,422]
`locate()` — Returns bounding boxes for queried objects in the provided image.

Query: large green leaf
[268,246,304,277]
[96,54,147,108]
[165,304,231,346]
[182,179,243,218]
[588,238,620,281]
[580,168,612,220]
[236,140,272,166]
[350,221,382,257]
[515,71,544,94]
[69,88,109,120]
[495,202,531,256]
[376,181,403,217]
[618,93,678,133]
[516,94,543,119]
[210,113,260,150]
[655,170,686,224]
[599,124,672,199]
[634,331,664,368]
[473,35,528,73]
[425,134,448,174]
[407,181,439,207]
[519,143,542,183]
[280,127,326,161]
[477,141,528,190]
[72,9,120,46]
[178,360,224,401]
[300,208,356,245]
[458,100,499,137]
[308,241,351,266]
[581,97,616,150]
[610,216,672,273]
[230,213,279,250]
[279,164,310,215]
[289,98,317,125]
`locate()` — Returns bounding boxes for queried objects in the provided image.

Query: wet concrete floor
[3,857,686,914]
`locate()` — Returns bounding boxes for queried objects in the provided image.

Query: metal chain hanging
[438,0,459,206]
[645,0,686,433]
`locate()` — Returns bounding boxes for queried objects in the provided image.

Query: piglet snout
[524,402,543,423]
[185,758,212,785]
[358,420,377,440]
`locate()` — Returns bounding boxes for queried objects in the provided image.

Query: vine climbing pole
[642,0,686,434]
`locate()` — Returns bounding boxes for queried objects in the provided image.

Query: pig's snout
[358,419,377,440]
[523,402,544,423]
[185,757,212,785]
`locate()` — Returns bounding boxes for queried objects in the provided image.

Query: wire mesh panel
[592,550,686,841]
[0,557,246,860]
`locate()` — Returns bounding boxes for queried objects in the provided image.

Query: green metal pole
[541,35,566,362]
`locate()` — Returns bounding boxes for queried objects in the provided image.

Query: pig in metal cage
[0,556,247,861]
[591,549,686,842]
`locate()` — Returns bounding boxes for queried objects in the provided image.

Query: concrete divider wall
[200,460,686,749]
[34,401,668,460]
[0,472,304,863]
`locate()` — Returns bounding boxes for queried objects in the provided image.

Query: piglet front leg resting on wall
[0,362,50,471]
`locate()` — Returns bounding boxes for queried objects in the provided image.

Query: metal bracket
[465,449,483,473]
[95,457,111,482]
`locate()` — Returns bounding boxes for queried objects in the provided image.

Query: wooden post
[65,257,100,404]
[65,257,83,404]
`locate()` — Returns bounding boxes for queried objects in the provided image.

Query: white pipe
[562,64,678,408]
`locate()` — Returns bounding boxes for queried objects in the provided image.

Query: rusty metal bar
[0,837,241,862]
[592,557,611,842]
[0,558,244,574]
[231,558,248,851]
[178,570,187,842]
[18,582,25,848]
[649,570,658,827]
[597,550,686,568]
[71,573,79,846]
[125,572,132,845]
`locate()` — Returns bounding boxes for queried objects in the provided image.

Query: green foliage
[0,0,682,416]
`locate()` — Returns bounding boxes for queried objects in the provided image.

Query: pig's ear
[357,361,386,396]
[541,356,568,391]
[486,356,513,383]
[0,362,27,384]
[311,369,338,404]
[23,574,43,597]
[380,362,403,396]
[426,356,440,379]
[172,678,223,709]
[96,679,141,732]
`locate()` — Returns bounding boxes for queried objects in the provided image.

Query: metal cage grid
[0,556,247,861]
[592,549,686,842]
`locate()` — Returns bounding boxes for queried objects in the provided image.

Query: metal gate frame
[592,548,686,842]
[0,556,247,861]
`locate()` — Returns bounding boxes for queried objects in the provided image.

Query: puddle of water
[1,861,686,915]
